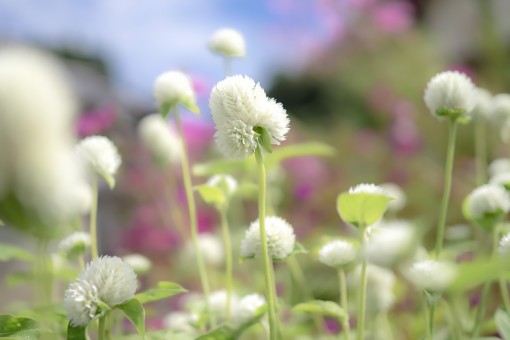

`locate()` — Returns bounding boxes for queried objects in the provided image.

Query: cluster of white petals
[209,28,246,58]
[492,94,510,124]
[490,172,510,188]
[154,71,197,110]
[319,240,357,268]
[489,159,510,177]
[349,183,387,196]
[206,174,238,197]
[350,264,396,312]
[466,184,510,219]
[208,290,239,319]
[58,232,91,258]
[233,293,266,326]
[163,311,197,333]
[209,75,290,159]
[184,233,224,268]
[407,259,457,292]
[365,220,416,267]
[138,114,181,165]
[76,136,121,183]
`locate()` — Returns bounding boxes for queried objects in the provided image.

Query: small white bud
[499,233,510,255]
[138,114,181,165]
[58,232,91,259]
[233,293,266,326]
[209,28,246,58]
[76,136,121,185]
[154,71,197,110]
[466,184,510,219]
[318,240,357,268]
[206,174,238,197]
[489,158,510,177]
[380,183,406,212]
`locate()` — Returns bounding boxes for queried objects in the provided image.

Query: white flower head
[466,184,510,219]
[424,71,475,120]
[122,254,152,275]
[208,290,239,319]
[240,216,296,260]
[489,159,510,177]
[408,260,457,292]
[471,88,493,120]
[138,114,181,165]
[350,264,396,312]
[491,94,510,124]
[64,279,100,326]
[184,233,224,267]
[490,172,510,190]
[76,136,121,187]
[349,183,387,196]
[207,174,238,197]
[233,293,266,326]
[154,71,197,112]
[365,220,416,267]
[499,233,510,255]
[163,311,197,333]
[319,240,357,268]
[209,28,246,58]
[58,232,91,259]
[380,183,406,212]
[209,75,290,159]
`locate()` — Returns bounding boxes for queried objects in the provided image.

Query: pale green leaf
[337,192,392,227]
[496,309,510,340]
[268,142,336,164]
[254,126,272,153]
[183,101,200,115]
[196,325,235,340]
[67,322,87,340]
[117,299,145,337]
[293,300,345,321]
[195,185,225,208]
[135,281,187,304]
[0,315,44,337]
[0,244,34,262]
[449,258,508,291]
[159,102,172,119]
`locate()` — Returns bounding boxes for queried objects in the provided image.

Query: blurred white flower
[491,94,510,124]
[209,75,290,159]
[233,293,266,326]
[207,174,238,197]
[350,264,396,312]
[490,172,510,189]
[365,220,416,267]
[76,136,121,187]
[154,71,197,112]
[240,216,296,260]
[138,114,181,165]
[349,183,386,196]
[122,254,152,276]
[163,311,197,333]
[208,290,239,319]
[424,71,475,119]
[58,232,91,259]
[489,158,510,177]
[407,260,457,292]
[318,240,357,268]
[209,28,246,58]
[380,183,406,212]
[471,88,492,119]
[499,233,510,255]
[466,184,510,219]
[184,233,224,268]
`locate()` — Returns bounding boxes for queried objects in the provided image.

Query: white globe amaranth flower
[466,184,510,220]
[233,293,266,326]
[209,75,290,159]
[491,94,510,124]
[209,28,246,58]
[365,220,416,267]
[208,290,239,319]
[380,183,406,212]
[489,158,510,177]
[471,88,493,120]
[163,311,197,333]
[58,232,91,259]
[499,233,510,255]
[122,254,152,275]
[138,114,181,165]
[154,71,198,113]
[76,136,121,187]
[240,216,296,260]
[64,279,100,326]
[318,240,357,268]
[490,172,510,190]
[206,174,238,197]
[349,183,387,195]
[350,264,396,312]
[407,260,457,292]
[183,233,224,268]
[424,71,475,120]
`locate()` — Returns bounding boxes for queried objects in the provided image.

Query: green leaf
[195,185,225,208]
[159,102,172,119]
[117,299,145,337]
[232,305,267,338]
[196,325,235,340]
[232,182,258,199]
[449,258,508,291]
[291,242,308,255]
[337,192,392,227]
[496,309,510,340]
[0,244,34,262]
[99,171,116,189]
[135,281,187,304]
[254,126,272,153]
[183,100,200,115]
[0,315,43,337]
[67,322,87,340]
[267,142,336,164]
[293,300,345,321]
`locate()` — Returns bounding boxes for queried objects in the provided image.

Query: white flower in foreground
[208,290,239,318]
[209,75,290,159]
[490,172,510,189]
[365,220,416,267]
[471,88,493,119]
[207,174,238,197]
[64,256,137,326]
[123,254,152,275]
[58,232,91,259]
[209,28,246,58]
[466,184,510,219]
[381,183,406,212]
[240,216,296,260]
[163,311,197,333]
[76,136,121,187]
[492,94,510,124]
[184,233,224,267]
[349,183,387,195]
[138,114,181,165]
[499,233,510,255]
[489,159,510,177]
[424,71,475,120]
[154,71,197,112]
[408,260,457,292]
[319,240,357,268]
[233,293,266,326]
[350,264,396,312]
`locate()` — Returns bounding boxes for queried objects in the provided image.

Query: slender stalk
[89,176,99,259]
[219,207,233,324]
[424,296,431,340]
[223,57,232,77]
[162,171,187,240]
[78,255,85,270]
[357,226,368,340]
[255,147,279,340]
[435,120,458,258]
[475,118,487,186]
[500,278,510,313]
[36,240,52,306]
[427,299,436,340]
[174,109,213,327]
[98,315,106,340]
[338,269,351,340]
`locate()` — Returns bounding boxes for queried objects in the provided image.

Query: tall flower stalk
[357,226,368,340]
[89,176,98,259]
[472,88,492,186]
[338,269,350,340]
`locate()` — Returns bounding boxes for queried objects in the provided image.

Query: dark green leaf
[117,299,145,337]
[135,281,187,304]
[67,322,87,340]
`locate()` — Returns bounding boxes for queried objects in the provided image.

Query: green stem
[223,57,232,77]
[174,109,213,327]
[435,120,458,258]
[255,147,279,340]
[219,207,233,324]
[428,299,436,340]
[89,176,99,259]
[338,269,351,340]
[78,255,85,270]
[98,315,106,340]
[357,227,368,340]
[36,240,52,306]
[475,118,488,186]
[500,278,510,313]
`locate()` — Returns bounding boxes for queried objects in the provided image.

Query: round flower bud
[138,114,181,165]
[76,135,121,187]
[489,158,510,177]
[491,94,510,125]
[64,256,137,326]
[209,75,290,159]
[233,293,266,326]
[183,233,224,268]
[58,232,91,259]
[209,28,246,58]
[499,233,510,256]
[365,220,416,267]
[206,174,238,197]
[471,88,493,120]
[490,172,510,190]
[424,71,475,120]
[154,71,197,111]
[122,253,152,276]
[380,183,406,212]
[318,240,357,268]
[466,184,510,221]
[407,260,457,292]
[240,216,296,261]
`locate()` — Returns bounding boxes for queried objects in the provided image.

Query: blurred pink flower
[284,156,328,201]
[179,116,215,159]
[76,105,117,137]
[122,222,180,255]
[373,1,414,34]
[324,317,341,334]
[389,101,422,156]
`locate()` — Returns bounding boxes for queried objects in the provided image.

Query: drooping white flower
[163,311,197,333]
[489,159,510,177]
[76,136,121,187]
[365,220,416,267]
[154,71,197,112]
[318,240,357,268]
[122,254,152,275]
[349,183,387,196]
[499,233,510,255]
[209,28,246,58]
[491,94,510,124]
[466,184,510,219]
[350,264,396,312]
[58,232,91,259]
[138,114,181,165]
[209,75,290,159]
[423,71,475,120]
[233,293,266,326]
[64,256,137,326]
[490,172,510,189]
[380,183,406,212]
[183,233,224,268]
[240,216,296,260]
[407,260,457,292]
[206,174,238,197]
[471,88,493,120]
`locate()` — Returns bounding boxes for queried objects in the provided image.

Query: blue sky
[0,0,339,107]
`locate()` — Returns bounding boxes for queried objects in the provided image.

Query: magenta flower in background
[180,116,215,159]
[373,1,414,34]
[324,317,341,334]
[388,100,422,156]
[76,105,117,137]
[122,221,181,255]
[284,156,328,201]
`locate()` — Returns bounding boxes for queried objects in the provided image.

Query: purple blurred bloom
[373,1,414,34]
[324,317,341,334]
[76,105,117,137]
[179,116,215,159]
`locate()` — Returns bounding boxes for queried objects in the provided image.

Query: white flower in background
[0,46,88,223]
[208,290,239,319]
[209,75,290,159]
[350,264,396,312]
[207,174,238,197]
[466,184,510,219]
[154,71,197,112]
[240,216,296,260]
[445,224,472,241]
[209,28,246,58]
[499,233,510,255]
[407,260,457,292]
[489,159,510,177]
[58,232,91,259]
[490,172,510,189]
[184,233,224,268]
[163,311,197,333]
[349,183,387,195]
[64,256,137,326]
[423,71,475,119]
[471,88,493,119]
[492,94,510,124]
[76,136,121,187]
[138,114,181,165]
[365,220,416,267]
[380,183,406,212]
[233,293,266,326]
[501,118,510,144]
[122,254,152,276]
[318,240,357,268]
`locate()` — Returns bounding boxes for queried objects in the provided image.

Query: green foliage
[254,126,272,153]
[496,309,510,340]
[66,323,87,340]
[337,192,392,227]
[293,300,345,321]
[135,281,187,304]
[0,244,34,262]
[117,299,145,337]
[449,258,508,291]
[195,184,226,209]
[196,325,234,340]
[0,315,49,338]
